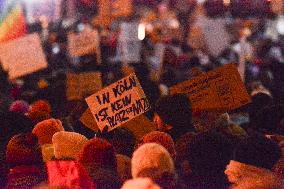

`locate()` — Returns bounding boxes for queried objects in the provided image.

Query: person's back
[185,131,232,189]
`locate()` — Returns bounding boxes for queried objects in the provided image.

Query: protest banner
[170,63,251,112]
[85,73,151,132]
[68,29,101,63]
[66,72,102,101]
[0,33,48,80]
[80,108,155,143]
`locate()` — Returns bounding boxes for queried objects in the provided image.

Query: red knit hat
[32,119,64,145]
[27,100,52,124]
[6,133,43,166]
[139,131,176,159]
[29,100,52,114]
[79,138,117,171]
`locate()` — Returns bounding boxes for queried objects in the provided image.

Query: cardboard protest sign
[80,108,156,143]
[0,33,48,80]
[66,72,102,101]
[80,108,99,132]
[123,114,156,143]
[122,65,135,77]
[85,73,151,131]
[92,0,112,28]
[112,0,132,18]
[93,0,132,28]
[68,29,100,58]
[170,64,251,112]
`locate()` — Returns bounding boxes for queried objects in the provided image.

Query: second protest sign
[85,73,150,131]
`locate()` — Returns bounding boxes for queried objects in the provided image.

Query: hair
[155,94,193,136]
[250,104,284,134]
[249,93,273,121]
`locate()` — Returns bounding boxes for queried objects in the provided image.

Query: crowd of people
[1,1,284,189]
[0,82,284,189]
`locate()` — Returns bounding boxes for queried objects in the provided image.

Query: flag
[0,0,27,43]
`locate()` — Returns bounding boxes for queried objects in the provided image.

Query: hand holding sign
[85,73,151,132]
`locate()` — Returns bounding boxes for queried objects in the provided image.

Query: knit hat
[139,131,176,159]
[233,136,281,170]
[52,131,88,160]
[9,100,29,114]
[29,100,52,114]
[27,110,52,125]
[121,178,161,189]
[116,154,131,182]
[79,138,117,172]
[28,100,52,124]
[46,160,95,189]
[32,119,64,145]
[6,133,43,166]
[131,143,175,178]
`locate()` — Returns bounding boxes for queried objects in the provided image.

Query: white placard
[0,33,48,80]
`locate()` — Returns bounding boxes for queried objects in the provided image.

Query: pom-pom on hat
[32,118,64,145]
[9,100,29,114]
[6,133,43,166]
[131,143,175,178]
[52,131,88,160]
